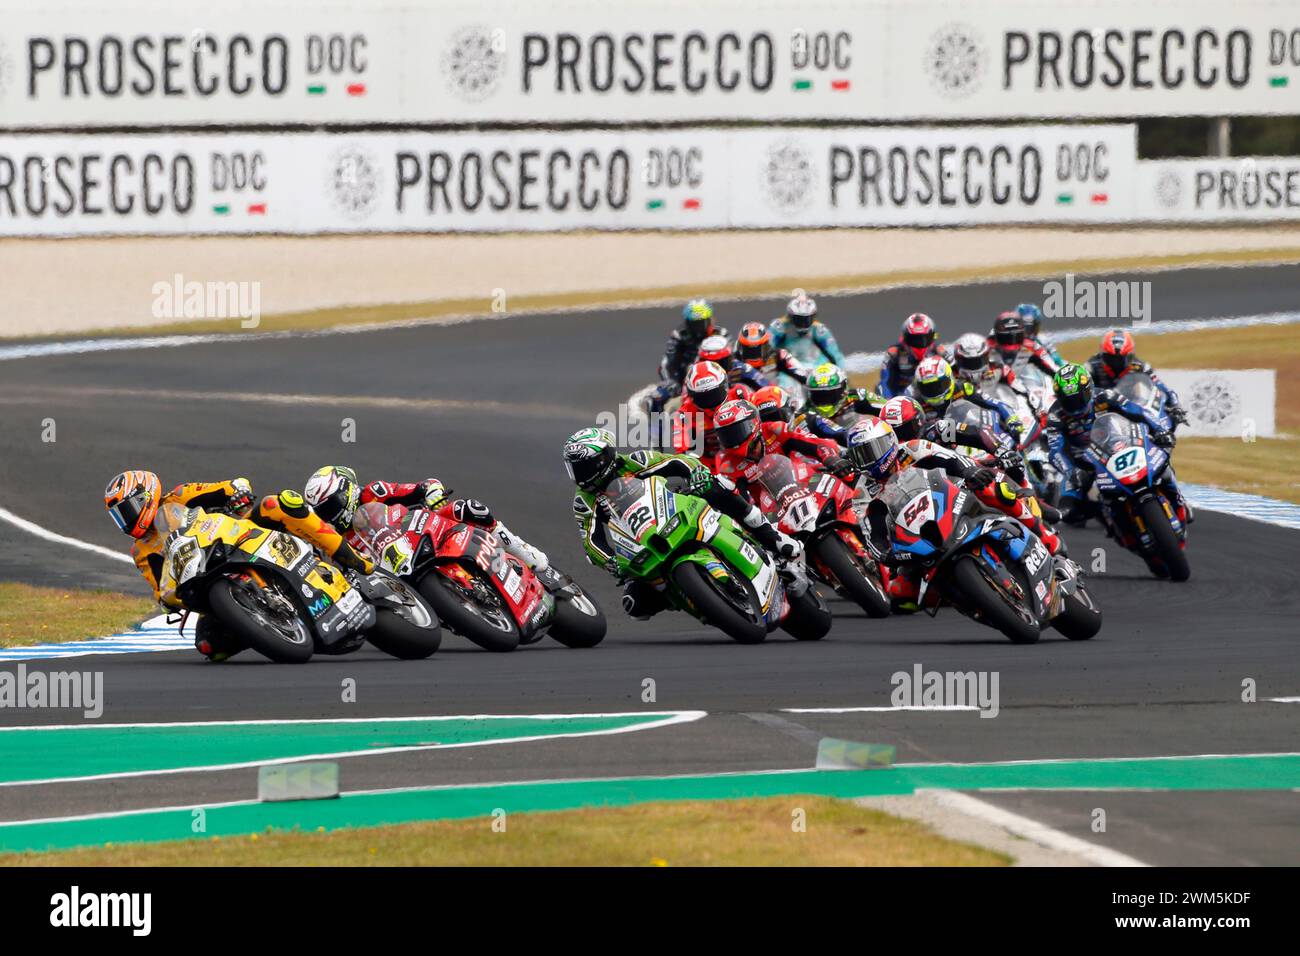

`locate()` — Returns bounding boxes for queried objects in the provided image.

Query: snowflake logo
[1155,170,1182,209]
[326,146,381,221]
[442,26,506,103]
[759,139,815,215]
[924,24,986,99]
[1187,375,1241,427]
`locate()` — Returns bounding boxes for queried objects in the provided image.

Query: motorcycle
[1115,372,1175,431]
[352,501,606,651]
[1084,410,1190,581]
[595,473,832,643]
[750,453,890,618]
[877,467,1101,643]
[155,501,441,663]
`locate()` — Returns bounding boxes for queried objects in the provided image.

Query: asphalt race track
[1,263,1298,864]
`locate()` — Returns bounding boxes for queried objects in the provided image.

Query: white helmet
[952,332,991,378]
[786,290,818,331]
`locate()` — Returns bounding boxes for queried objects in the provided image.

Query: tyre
[549,588,607,648]
[365,579,442,659]
[951,556,1040,645]
[1052,584,1103,641]
[1138,496,1190,582]
[417,568,520,652]
[781,585,833,641]
[208,575,314,663]
[813,534,891,618]
[671,560,767,644]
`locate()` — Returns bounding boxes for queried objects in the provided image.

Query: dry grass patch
[0,582,155,647]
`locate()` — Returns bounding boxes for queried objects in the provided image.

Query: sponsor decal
[1186,374,1242,427]
[924,23,987,99]
[442,25,506,102]
[759,137,815,214]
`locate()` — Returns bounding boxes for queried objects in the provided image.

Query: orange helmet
[737,322,772,367]
[1100,328,1135,375]
[105,470,162,539]
[752,384,794,423]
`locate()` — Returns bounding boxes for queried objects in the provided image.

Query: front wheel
[366,578,442,659]
[1052,583,1103,641]
[951,556,1040,645]
[1138,496,1190,582]
[417,568,520,652]
[671,561,767,644]
[812,533,890,618]
[549,586,607,648]
[208,575,314,663]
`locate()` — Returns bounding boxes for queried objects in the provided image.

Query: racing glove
[823,456,857,481]
[225,477,255,516]
[687,468,714,496]
[1170,407,1189,427]
[963,466,995,490]
[1152,429,1176,448]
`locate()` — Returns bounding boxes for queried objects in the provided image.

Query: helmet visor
[565,447,613,489]
[694,382,727,410]
[737,340,767,363]
[807,382,845,412]
[903,329,933,351]
[107,492,147,533]
[716,415,758,450]
[995,329,1024,349]
[847,433,897,476]
[1102,351,1127,375]
[954,351,986,373]
[915,374,953,404]
[1058,388,1091,414]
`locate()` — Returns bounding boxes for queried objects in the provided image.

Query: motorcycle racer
[647,298,725,414]
[698,333,769,394]
[670,360,751,467]
[989,312,1059,376]
[736,321,811,387]
[951,332,1034,401]
[105,471,374,661]
[795,362,888,445]
[1016,302,1064,365]
[1046,363,1185,525]
[712,399,855,493]
[751,384,798,425]
[879,313,945,398]
[909,356,1025,445]
[1086,329,1189,428]
[563,427,802,620]
[768,291,845,390]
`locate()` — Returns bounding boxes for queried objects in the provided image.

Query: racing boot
[194,614,247,663]
[494,520,550,572]
[256,491,375,574]
[621,579,667,621]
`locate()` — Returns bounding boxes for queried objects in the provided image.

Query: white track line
[783,706,979,713]
[0,505,132,564]
[918,788,1148,867]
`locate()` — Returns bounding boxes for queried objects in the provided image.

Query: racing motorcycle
[750,453,890,617]
[877,467,1101,643]
[1084,409,1190,581]
[1115,372,1175,431]
[352,502,606,652]
[595,473,832,643]
[154,501,441,663]
[946,395,1061,506]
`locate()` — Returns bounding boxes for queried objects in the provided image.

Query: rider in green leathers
[562,427,801,619]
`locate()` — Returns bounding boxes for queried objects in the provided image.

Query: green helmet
[806,363,848,416]
[563,427,619,491]
[1052,363,1093,415]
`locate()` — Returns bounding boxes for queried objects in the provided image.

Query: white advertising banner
[1161,369,1275,438]
[0,1,1295,127]
[0,125,1137,235]
[1136,158,1300,221]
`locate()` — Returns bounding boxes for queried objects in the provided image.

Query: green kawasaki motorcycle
[596,474,832,643]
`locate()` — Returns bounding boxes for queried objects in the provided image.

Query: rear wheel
[1052,582,1103,641]
[417,567,520,652]
[366,578,442,659]
[813,534,890,618]
[781,585,833,641]
[208,575,314,663]
[951,556,1040,645]
[549,587,607,648]
[1138,496,1190,582]
[671,561,767,644]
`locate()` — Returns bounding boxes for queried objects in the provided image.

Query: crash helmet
[992,311,1026,362]
[880,396,926,443]
[563,427,619,491]
[104,470,162,539]
[685,360,730,411]
[1017,303,1044,337]
[952,332,991,378]
[751,384,794,424]
[1053,363,1094,417]
[682,299,715,340]
[697,334,733,365]
[737,322,773,367]
[305,465,362,532]
[806,363,849,417]
[913,355,957,409]
[1099,328,1136,376]
[901,313,937,359]
[786,290,818,332]
[714,399,764,460]
[845,418,900,481]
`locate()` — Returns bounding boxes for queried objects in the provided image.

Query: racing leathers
[351,480,550,571]
[794,388,888,445]
[911,378,1024,445]
[714,422,847,495]
[879,341,945,398]
[571,450,795,619]
[1085,355,1187,425]
[768,317,845,391]
[1046,389,1180,524]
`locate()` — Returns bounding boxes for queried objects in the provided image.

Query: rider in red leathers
[711,399,856,497]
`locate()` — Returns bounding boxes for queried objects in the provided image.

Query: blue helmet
[1016,303,1044,336]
